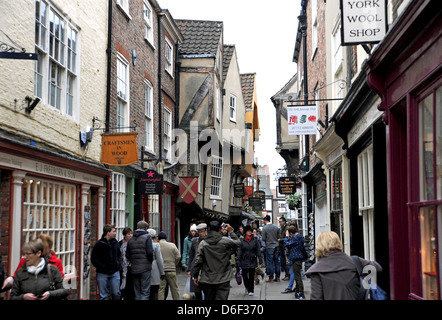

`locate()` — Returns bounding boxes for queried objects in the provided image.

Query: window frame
[229,94,237,122]
[117,54,130,132]
[165,37,174,76]
[210,155,223,199]
[143,0,154,45]
[144,80,154,152]
[163,107,172,161]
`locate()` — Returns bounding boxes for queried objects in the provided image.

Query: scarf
[27,258,45,275]
[245,235,253,242]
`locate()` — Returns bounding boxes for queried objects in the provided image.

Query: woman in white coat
[147,228,165,300]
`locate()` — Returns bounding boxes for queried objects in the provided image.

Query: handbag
[47,264,56,290]
[235,269,242,285]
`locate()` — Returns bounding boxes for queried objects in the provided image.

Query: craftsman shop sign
[101,132,138,166]
[278,177,297,194]
[340,0,387,45]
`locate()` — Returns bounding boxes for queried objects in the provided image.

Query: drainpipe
[105,0,112,133]
[157,13,163,165]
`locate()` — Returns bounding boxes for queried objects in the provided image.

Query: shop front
[0,138,110,300]
[367,0,441,299]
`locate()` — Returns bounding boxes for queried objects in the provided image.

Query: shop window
[111,172,126,241]
[418,85,442,299]
[330,164,344,240]
[358,145,375,260]
[22,178,76,273]
[148,195,160,233]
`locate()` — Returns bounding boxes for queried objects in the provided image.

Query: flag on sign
[179,176,198,204]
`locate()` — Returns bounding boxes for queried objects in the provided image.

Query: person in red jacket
[1,234,64,292]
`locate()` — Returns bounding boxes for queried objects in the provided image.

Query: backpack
[351,255,388,300]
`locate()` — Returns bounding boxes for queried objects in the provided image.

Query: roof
[175,19,223,56]
[240,73,256,109]
[222,44,235,83]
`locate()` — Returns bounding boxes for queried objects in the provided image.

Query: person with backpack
[281,224,307,299]
[305,231,382,300]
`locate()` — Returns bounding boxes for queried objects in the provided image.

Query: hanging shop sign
[287,105,317,135]
[340,0,387,45]
[101,132,138,166]
[233,183,245,198]
[248,197,263,211]
[278,176,297,194]
[139,170,163,195]
[242,186,254,202]
[254,190,266,208]
[179,176,198,204]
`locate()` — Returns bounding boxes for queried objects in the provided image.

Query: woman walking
[237,225,263,296]
[10,240,69,300]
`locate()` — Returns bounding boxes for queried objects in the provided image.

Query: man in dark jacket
[91,224,122,300]
[192,220,240,300]
[187,223,207,300]
[126,220,153,300]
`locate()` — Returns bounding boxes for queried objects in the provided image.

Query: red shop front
[367,0,442,300]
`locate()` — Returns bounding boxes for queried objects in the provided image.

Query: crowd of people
[0,216,382,301]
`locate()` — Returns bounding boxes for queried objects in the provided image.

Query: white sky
[159,0,302,188]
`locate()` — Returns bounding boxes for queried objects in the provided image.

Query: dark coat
[187,236,203,293]
[284,234,306,263]
[126,230,153,274]
[305,251,382,300]
[10,259,69,300]
[91,236,122,275]
[192,231,240,284]
[237,236,263,269]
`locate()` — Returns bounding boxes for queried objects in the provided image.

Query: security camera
[25,96,40,113]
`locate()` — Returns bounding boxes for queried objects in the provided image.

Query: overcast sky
[159,0,301,188]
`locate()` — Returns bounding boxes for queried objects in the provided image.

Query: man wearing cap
[158,231,181,300]
[192,220,240,300]
[187,223,207,300]
[125,220,153,300]
[262,215,281,282]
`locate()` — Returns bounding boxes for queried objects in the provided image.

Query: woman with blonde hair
[306,231,382,300]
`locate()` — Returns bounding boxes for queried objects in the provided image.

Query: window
[165,38,173,75]
[330,164,344,240]
[117,0,129,15]
[163,107,172,161]
[216,81,220,121]
[144,81,153,151]
[143,1,153,44]
[210,155,223,198]
[358,146,375,260]
[22,178,76,274]
[418,85,442,300]
[117,56,129,132]
[34,0,78,118]
[111,172,126,241]
[311,0,318,58]
[229,94,236,121]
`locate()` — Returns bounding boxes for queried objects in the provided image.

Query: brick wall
[0,170,11,275]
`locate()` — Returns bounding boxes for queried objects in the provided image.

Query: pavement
[167,266,311,301]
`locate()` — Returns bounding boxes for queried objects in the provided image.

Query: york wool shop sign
[101,132,138,166]
[340,0,387,45]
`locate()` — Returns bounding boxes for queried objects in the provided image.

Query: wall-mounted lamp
[25,96,40,113]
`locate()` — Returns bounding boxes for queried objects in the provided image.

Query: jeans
[132,271,151,300]
[265,247,281,280]
[287,261,304,293]
[97,271,121,300]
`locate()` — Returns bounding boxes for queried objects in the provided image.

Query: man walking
[126,220,153,300]
[262,215,281,282]
[158,231,181,300]
[187,223,207,300]
[192,221,240,300]
[91,224,122,300]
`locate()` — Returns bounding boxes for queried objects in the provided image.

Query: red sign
[179,176,198,204]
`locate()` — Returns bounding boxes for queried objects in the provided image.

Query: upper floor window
[311,0,318,58]
[143,1,153,44]
[210,155,223,198]
[229,94,236,122]
[165,38,173,76]
[163,107,172,161]
[144,80,154,151]
[35,0,78,119]
[117,0,130,16]
[117,55,129,132]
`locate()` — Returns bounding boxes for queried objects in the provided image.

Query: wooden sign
[249,197,262,210]
[139,170,163,194]
[278,176,297,194]
[233,183,245,198]
[101,132,138,166]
